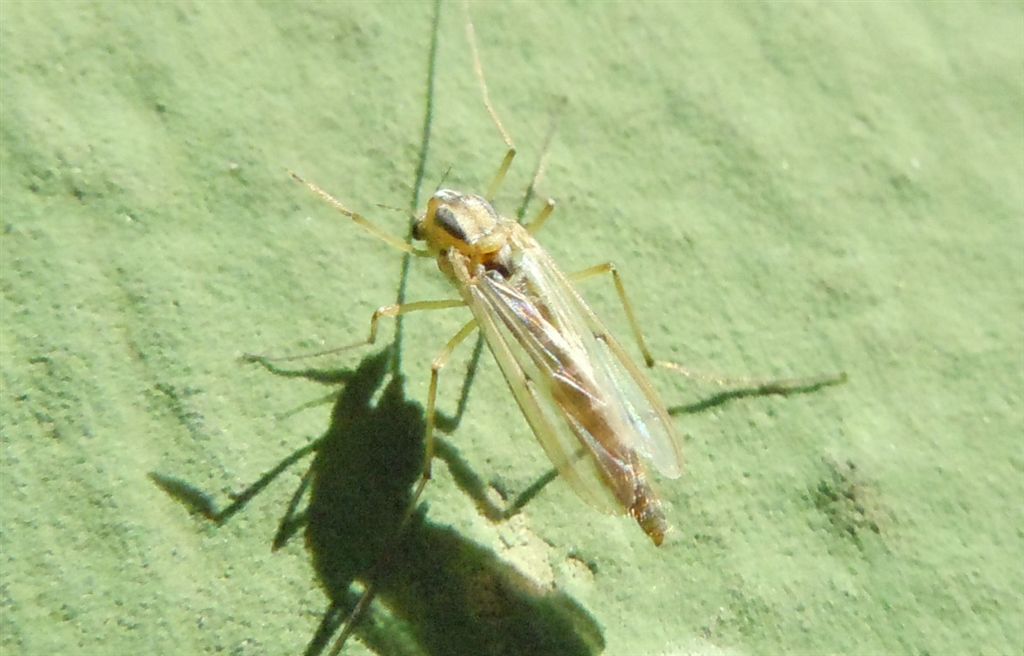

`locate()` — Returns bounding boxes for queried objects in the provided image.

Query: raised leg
[464,7,515,201]
[526,198,556,235]
[290,171,432,257]
[515,98,563,223]
[465,6,564,232]
[327,318,479,656]
[242,298,465,364]
[570,261,847,391]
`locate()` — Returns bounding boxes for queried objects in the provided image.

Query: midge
[288,14,842,549]
[291,38,685,543]
[292,177,683,541]
[281,8,844,653]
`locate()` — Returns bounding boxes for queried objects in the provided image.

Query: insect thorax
[418,188,522,283]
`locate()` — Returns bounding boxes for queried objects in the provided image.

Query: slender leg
[570,262,656,367]
[242,299,465,363]
[420,319,480,487]
[465,7,564,230]
[290,171,432,257]
[327,319,479,656]
[464,8,515,201]
[515,98,564,222]
[570,262,847,390]
[526,198,556,235]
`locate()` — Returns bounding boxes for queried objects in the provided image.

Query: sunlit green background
[2,2,1021,655]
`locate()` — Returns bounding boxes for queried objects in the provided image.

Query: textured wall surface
[2,2,1021,655]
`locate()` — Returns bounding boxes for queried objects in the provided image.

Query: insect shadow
[151,347,604,656]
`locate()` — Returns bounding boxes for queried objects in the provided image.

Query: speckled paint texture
[2,2,1021,655]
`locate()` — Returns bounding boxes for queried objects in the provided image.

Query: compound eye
[435,206,467,242]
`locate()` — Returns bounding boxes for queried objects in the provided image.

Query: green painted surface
[2,2,1021,655]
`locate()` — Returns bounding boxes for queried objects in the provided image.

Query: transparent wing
[464,238,683,515]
